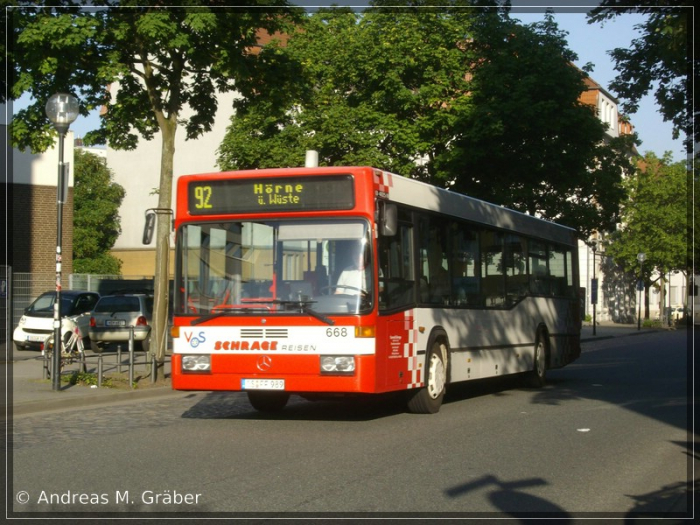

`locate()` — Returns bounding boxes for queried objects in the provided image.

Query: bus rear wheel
[527,332,548,388]
[247,391,290,412]
[407,341,447,414]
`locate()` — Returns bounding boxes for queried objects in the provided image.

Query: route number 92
[193,185,213,209]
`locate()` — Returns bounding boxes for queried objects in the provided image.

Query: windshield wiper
[189,304,269,325]
[305,306,335,326]
[277,298,335,326]
[189,299,334,326]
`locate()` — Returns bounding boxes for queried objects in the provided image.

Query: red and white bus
[168,166,581,413]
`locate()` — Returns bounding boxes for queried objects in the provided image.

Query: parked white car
[13,290,100,351]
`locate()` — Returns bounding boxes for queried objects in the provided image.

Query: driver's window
[334,240,371,296]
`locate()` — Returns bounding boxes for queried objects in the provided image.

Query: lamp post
[592,243,598,336]
[45,93,79,391]
[637,252,646,331]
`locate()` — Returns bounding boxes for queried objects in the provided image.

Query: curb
[580,327,667,344]
[10,384,186,417]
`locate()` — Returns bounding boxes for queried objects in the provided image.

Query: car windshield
[175,219,374,316]
[26,293,76,317]
[95,296,152,314]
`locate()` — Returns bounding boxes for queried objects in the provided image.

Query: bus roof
[382,171,578,246]
[180,166,578,246]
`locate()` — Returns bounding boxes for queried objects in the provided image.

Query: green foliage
[443,11,632,236]
[72,149,125,274]
[220,6,483,179]
[10,2,108,152]
[219,7,635,237]
[63,371,111,387]
[605,152,689,281]
[588,2,695,157]
[10,1,302,361]
[10,2,302,153]
[642,318,662,329]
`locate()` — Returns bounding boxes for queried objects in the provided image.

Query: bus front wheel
[247,391,290,412]
[407,341,448,414]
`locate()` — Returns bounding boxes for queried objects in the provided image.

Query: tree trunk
[644,282,650,320]
[658,272,666,326]
[151,118,176,362]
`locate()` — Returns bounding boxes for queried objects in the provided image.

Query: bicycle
[42,319,87,378]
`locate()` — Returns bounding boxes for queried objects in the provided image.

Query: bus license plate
[242,379,285,390]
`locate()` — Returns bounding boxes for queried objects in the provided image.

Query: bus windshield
[176,219,374,316]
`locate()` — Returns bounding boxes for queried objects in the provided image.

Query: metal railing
[42,327,168,389]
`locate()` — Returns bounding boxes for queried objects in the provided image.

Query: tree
[10,1,301,361]
[588,1,695,157]
[443,11,634,237]
[220,5,479,181]
[218,6,636,238]
[604,152,689,319]
[693,159,699,272]
[72,149,125,274]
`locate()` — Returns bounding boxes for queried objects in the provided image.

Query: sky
[512,9,686,163]
[11,5,687,164]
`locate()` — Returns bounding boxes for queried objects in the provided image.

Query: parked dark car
[89,294,153,352]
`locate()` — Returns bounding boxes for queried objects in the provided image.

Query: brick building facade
[8,128,76,275]
[10,183,74,274]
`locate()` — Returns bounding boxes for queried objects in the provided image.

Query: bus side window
[418,216,449,305]
[549,244,568,297]
[480,231,506,307]
[529,240,549,295]
[450,222,479,306]
[379,221,415,310]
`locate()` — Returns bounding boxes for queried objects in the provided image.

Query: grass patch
[62,371,113,388]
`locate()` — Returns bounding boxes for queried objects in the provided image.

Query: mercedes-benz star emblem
[256,355,272,372]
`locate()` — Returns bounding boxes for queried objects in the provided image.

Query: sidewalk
[2,342,183,416]
[2,321,667,417]
[580,320,663,342]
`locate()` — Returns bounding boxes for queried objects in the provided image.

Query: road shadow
[529,334,690,433]
[180,390,411,422]
[445,474,572,520]
[180,372,539,422]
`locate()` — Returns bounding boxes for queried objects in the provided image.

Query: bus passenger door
[376,210,420,391]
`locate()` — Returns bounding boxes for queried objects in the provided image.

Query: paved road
[8,329,694,518]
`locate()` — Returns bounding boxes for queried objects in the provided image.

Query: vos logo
[184,331,206,348]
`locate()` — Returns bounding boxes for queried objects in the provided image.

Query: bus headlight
[320,355,355,374]
[182,355,211,372]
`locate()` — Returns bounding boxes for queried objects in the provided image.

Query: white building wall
[598,92,619,139]
[108,91,238,250]
[579,237,688,324]
[12,130,75,188]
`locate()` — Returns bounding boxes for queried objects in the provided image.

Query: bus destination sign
[188,175,355,215]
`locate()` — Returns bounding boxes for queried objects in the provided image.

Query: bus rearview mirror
[380,203,397,236]
[142,211,156,245]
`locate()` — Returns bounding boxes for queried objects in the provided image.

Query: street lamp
[45,93,79,391]
[637,252,646,331]
[592,243,599,336]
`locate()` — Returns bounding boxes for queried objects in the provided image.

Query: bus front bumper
[171,353,380,394]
